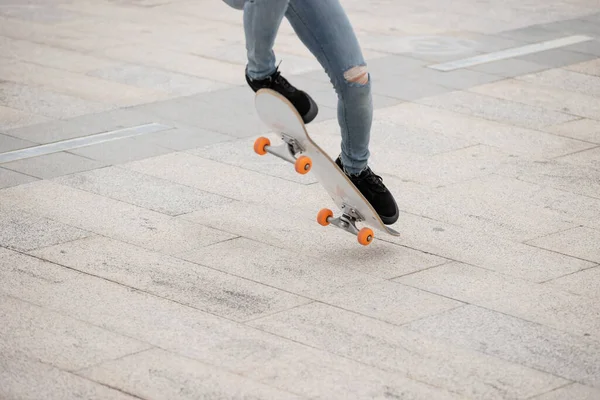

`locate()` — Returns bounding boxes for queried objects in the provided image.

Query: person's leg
[284,0,371,175]
[243,0,288,80]
[284,0,398,224]
[241,0,319,123]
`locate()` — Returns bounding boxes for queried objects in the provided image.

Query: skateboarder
[223,0,399,225]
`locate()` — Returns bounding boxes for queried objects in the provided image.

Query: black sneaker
[335,156,399,225]
[246,67,318,124]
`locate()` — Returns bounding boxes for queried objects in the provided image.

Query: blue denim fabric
[223,0,373,174]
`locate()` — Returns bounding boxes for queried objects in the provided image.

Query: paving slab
[544,118,600,144]
[470,78,600,120]
[0,250,323,376]
[543,265,600,299]
[0,81,115,120]
[496,156,600,202]
[0,180,237,255]
[565,58,600,76]
[417,89,579,130]
[384,208,595,282]
[79,348,307,400]
[2,107,166,144]
[242,343,464,400]
[526,226,600,263]
[0,33,122,73]
[375,102,595,159]
[408,175,580,242]
[248,302,568,400]
[405,305,600,387]
[66,135,173,165]
[0,60,170,107]
[0,293,150,372]
[0,151,108,179]
[0,167,38,189]
[396,262,554,305]
[87,63,233,97]
[532,383,600,400]
[176,237,384,298]
[0,132,36,152]
[467,58,550,77]
[0,355,140,400]
[54,166,234,216]
[0,208,92,252]
[0,105,53,130]
[31,235,310,322]
[516,48,596,68]
[179,201,449,280]
[517,67,600,97]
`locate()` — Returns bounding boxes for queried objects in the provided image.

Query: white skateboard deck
[254,88,400,238]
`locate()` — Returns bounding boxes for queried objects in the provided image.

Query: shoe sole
[302,94,319,124]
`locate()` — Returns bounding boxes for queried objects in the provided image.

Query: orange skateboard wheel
[253,137,270,155]
[357,227,374,246]
[317,208,333,226]
[295,155,312,174]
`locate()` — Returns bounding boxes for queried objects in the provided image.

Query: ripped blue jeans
[223,0,372,175]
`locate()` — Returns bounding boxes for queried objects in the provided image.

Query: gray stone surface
[179,201,448,279]
[566,58,600,76]
[532,383,600,399]
[137,124,235,151]
[526,226,600,263]
[405,305,600,387]
[1,355,140,400]
[496,25,567,43]
[0,167,38,189]
[249,302,568,400]
[67,135,173,165]
[544,118,600,144]
[396,262,556,305]
[417,89,578,130]
[467,58,550,77]
[407,67,503,90]
[0,132,36,152]
[517,68,600,97]
[0,293,150,372]
[545,265,600,299]
[3,107,166,144]
[370,74,452,101]
[87,63,233,96]
[1,151,108,179]
[79,348,306,399]
[177,237,383,297]
[516,48,597,68]
[0,81,114,119]
[496,157,600,202]
[0,208,92,251]
[470,79,600,120]
[54,166,234,216]
[385,208,594,282]
[563,39,600,56]
[31,235,310,321]
[3,1,600,398]
[0,105,53,130]
[1,180,237,255]
[376,102,595,159]
[0,250,325,377]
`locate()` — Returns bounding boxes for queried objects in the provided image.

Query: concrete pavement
[1,0,600,399]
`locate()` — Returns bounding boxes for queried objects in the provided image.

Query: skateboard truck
[253,135,312,175]
[317,206,375,246]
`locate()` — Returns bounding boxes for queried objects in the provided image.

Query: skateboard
[253,88,400,246]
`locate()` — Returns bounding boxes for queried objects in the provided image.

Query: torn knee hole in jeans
[343,65,369,85]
